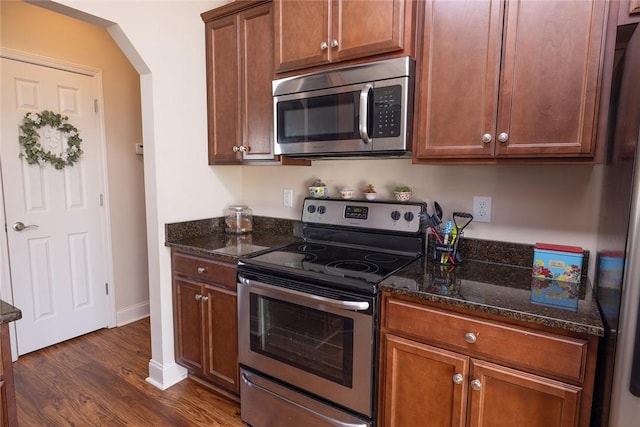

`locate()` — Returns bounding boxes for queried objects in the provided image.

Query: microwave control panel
[373,85,402,138]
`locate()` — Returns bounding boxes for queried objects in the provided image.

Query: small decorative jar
[340,188,354,199]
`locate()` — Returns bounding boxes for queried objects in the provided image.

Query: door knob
[12,221,39,232]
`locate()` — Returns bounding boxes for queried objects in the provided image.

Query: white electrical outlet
[473,196,492,223]
[283,189,293,207]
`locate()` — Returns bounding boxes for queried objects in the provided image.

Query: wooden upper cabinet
[203,1,274,164]
[206,15,240,164]
[495,0,606,158]
[275,0,329,71]
[274,0,415,73]
[240,3,275,161]
[415,0,607,161]
[415,0,502,159]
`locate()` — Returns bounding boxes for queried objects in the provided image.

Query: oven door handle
[241,372,369,427]
[238,276,370,312]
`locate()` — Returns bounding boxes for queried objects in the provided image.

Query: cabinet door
[203,284,239,394]
[240,3,275,160]
[414,0,502,159]
[174,278,205,373]
[206,15,242,164]
[468,359,581,427]
[274,0,329,72]
[495,0,606,157]
[380,334,468,427]
[331,0,406,63]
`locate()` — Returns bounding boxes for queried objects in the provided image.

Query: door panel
[468,359,581,427]
[415,0,502,159]
[496,0,606,156]
[1,58,108,355]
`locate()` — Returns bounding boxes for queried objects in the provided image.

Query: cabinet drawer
[384,297,588,382]
[172,251,236,289]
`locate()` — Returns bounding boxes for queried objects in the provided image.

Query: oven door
[237,274,375,418]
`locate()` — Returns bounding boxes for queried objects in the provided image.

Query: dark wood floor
[12,318,244,426]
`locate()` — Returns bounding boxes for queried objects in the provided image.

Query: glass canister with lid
[224,205,253,234]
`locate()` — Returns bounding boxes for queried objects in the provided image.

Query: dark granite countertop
[380,257,604,337]
[165,216,301,262]
[165,218,604,337]
[0,299,22,324]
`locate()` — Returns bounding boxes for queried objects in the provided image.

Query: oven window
[249,294,354,387]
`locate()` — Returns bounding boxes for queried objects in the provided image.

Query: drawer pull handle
[195,294,202,301]
[464,332,477,344]
[471,379,482,391]
[197,267,206,274]
[452,373,464,385]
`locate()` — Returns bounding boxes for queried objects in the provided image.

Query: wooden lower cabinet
[378,294,597,427]
[172,251,239,396]
[0,323,17,426]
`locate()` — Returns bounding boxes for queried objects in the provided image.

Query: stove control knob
[404,212,414,222]
[318,206,326,214]
[307,205,316,214]
[391,210,401,221]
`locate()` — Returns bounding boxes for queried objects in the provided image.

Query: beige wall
[0,0,149,324]
[244,161,603,274]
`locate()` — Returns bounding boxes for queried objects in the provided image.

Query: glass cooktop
[242,241,419,287]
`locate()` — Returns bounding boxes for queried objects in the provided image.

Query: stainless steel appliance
[237,198,427,426]
[592,21,640,427]
[272,56,415,158]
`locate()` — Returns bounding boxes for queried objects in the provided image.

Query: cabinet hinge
[100,194,104,206]
[105,283,109,295]
[94,99,99,112]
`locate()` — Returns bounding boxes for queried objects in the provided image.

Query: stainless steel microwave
[272,56,415,158]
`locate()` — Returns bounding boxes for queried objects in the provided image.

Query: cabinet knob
[197,267,206,274]
[232,145,240,153]
[482,133,492,144]
[470,379,482,391]
[195,294,202,301]
[330,39,339,48]
[464,332,477,344]
[320,41,328,50]
[498,132,509,143]
[452,373,464,385]
[201,296,209,302]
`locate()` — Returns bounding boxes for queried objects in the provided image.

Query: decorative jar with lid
[224,205,253,234]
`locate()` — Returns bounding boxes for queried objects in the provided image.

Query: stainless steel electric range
[237,197,427,427]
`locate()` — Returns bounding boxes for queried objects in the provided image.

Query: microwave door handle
[239,276,370,312]
[358,83,373,144]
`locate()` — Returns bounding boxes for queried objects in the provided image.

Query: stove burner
[365,253,399,264]
[326,260,380,275]
[265,251,318,268]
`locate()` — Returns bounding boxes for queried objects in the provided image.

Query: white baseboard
[116,301,150,326]
[146,358,188,390]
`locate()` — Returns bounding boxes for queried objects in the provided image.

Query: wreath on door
[19,110,83,169]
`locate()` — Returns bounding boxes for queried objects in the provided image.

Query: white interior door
[1,57,109,355]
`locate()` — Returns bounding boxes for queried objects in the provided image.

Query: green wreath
[19,110,83,170]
